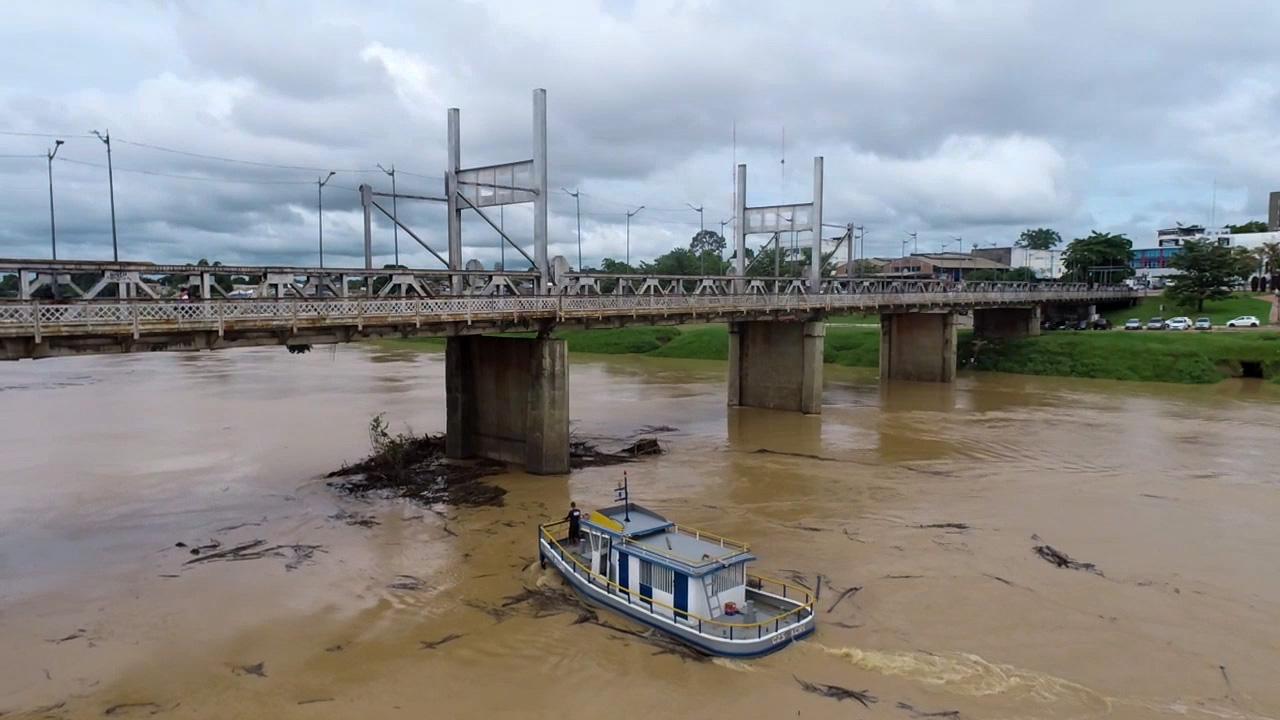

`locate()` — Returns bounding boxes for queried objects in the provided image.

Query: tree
[1166,239,1254,311]
[1016,228,1062,250]
[1062,231,1134,283]
[1227,220,1269,234]
[689,229,726,258]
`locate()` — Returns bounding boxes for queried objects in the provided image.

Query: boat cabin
[579,504,755,622]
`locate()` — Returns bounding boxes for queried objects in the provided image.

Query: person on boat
[566,502,582,544]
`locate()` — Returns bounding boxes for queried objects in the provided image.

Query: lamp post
[90,130,118,261]
[952,236,963,254]
[625,205,644,270]
[378,164,398,266]
[47,139,64,260]
[562,187,582,270]
[720,217,731,275]
[317,171,335,268]
[686,202,705,273]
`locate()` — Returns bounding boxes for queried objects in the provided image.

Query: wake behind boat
[537,478,815,657]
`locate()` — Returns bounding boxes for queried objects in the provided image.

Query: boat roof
[583,504,755,576]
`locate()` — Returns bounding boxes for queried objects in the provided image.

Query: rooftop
[586,504,754,574]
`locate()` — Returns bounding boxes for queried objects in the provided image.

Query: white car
[1226,315,1260,328]
[1164,317,1192,331]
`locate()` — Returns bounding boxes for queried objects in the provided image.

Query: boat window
[710,564,744,595]
[639,561,674,593]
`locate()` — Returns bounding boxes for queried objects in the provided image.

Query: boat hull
[539,538,815,658]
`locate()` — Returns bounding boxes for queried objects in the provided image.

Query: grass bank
[1103,293,1272,326]
[966,331,1280,384]
[371,323,1280,384]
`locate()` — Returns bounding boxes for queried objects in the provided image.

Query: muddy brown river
[2,344,1279,719]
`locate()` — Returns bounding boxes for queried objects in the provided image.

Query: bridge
[0,88,1136,474]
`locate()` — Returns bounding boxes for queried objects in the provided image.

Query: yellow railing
[671,524,750,553]
[537,521,814,637]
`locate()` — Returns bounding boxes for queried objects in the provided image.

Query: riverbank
[374,323,1280,385]
[1102,292,1273,326]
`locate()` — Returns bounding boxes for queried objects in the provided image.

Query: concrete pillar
[727,320,824,414]
[879,312,957,383]
[972,306,1041,340]
[446,335,569,474]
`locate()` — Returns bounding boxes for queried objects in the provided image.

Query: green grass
[370,319,1280,385]
[965,331,1280,384]
[1104,293,1272,327]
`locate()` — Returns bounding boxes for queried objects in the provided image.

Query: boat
[537,476,815,658]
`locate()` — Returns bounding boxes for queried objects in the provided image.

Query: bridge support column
[446,335,569,475]
[973,306,1041,340]
[727,320,824,414]
[879,312,956,383]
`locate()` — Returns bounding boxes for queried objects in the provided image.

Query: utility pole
[625,205,644,270]
[909,231,918,254]
[687,202,704,273]
[952,236,963,254]
[91,130,118,261]
[317,171,335,268]
[720,217,731,275]
[562,188,582,270]
[378,164,398,266]
[47,139,64,260]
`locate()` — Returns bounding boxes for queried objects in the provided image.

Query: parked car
[1226,315,1261,328]
[1146,316,1166,330]
[1165,317,1192,331]
[1123,318,1142,331]
[1071,319,1091,331]
[1194,317,1212,330]
[1092,317,1111,330]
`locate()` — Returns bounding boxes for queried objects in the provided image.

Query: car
[1146,316,1165,330]
[1194,317,1212,330]
[1226,315,1261,328]
[1164,317,1192,331]
[1123,318,1142,330]
[1092,317,1111,330]
[1070,319,1091,331]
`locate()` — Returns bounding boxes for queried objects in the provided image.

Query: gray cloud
[1,0,1278,268]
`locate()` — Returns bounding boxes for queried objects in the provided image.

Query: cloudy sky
[1,1,1277,270]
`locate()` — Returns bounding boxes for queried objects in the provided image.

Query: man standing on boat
[566,502,582,544]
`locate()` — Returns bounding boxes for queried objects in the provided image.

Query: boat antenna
[623,471,631,522]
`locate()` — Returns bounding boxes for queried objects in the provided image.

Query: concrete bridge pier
[727,320,825,414]
[445,334,569,475]
[879,311,957,383]
[973,306,1041,340]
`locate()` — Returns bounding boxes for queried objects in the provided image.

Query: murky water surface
[2,345,1279,719]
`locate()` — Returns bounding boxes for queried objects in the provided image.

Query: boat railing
[538,520,814,641]
[670,524,750,553]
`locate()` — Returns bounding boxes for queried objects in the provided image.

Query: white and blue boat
[538,478,815,658]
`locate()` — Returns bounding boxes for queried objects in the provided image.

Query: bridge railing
[0,283,1134,341]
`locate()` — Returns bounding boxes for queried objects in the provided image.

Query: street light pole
[952,236,963,254]
[47,139,63,260]
[626,205,644,270]
[378,164,398,266]
[687,202,704,273]
[562,187,582,270]
[91,130,118,261]
[318,171,335,268]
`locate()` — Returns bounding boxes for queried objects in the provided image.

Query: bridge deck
[0,283,1133,361]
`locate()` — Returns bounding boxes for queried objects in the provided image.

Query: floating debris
[387,575,427,591]
[103,702,162,716]
[297,698,334,706]
[45,629,86,644]
[419,633,464,650]
[794,676,877,707]
[825,586,862,613]
[897,701,961,718]
[1033,544,1102,576]
[328,431,508,508]
[233,662,267,678]
[915,522,971,531]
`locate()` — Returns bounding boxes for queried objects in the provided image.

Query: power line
[0,130,93,139]
[114,138,376,174]
[0,153,44,159]
[57,157,315,185]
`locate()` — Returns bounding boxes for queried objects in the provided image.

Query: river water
[2,345,1279,719]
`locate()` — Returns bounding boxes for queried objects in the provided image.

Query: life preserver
[723,601,739,615]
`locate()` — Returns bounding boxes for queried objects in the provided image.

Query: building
[1130,227,1280,287]
[970,246,1059,278]
[882,252,1009,281]
[830,257,892,276]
